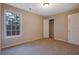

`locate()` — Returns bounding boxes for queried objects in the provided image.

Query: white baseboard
[2,38,42,49]
[54,38,67,42]
[54,38,79,46]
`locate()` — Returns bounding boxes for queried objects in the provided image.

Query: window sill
[5,35,21,39]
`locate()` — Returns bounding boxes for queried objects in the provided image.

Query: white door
[68,13,79,45]
[43,19,49,38]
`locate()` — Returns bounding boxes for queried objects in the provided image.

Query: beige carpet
[1,38,79,55]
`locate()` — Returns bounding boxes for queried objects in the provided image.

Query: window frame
[4,10,22,38]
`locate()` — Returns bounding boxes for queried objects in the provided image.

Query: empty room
[0,3,79,55]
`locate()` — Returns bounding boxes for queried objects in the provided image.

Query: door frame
[43,18,54,39]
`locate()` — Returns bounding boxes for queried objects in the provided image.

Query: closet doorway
[49,19,54,38]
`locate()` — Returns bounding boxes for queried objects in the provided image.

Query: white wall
[48,8,79,43]
[43,19,49,38]
[1,4,43,48]
[53,13,68,42]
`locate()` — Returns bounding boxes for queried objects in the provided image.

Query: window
[4,11,21,38]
